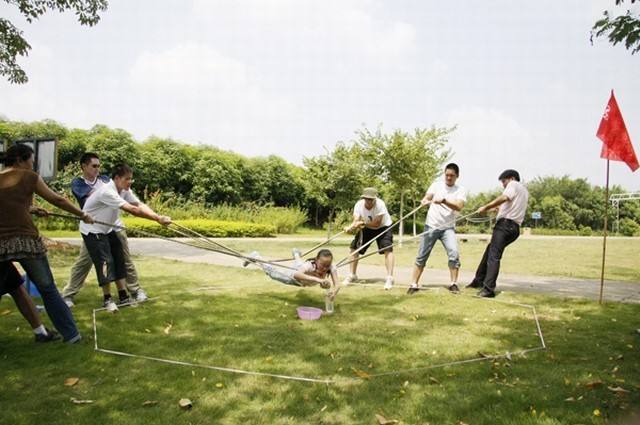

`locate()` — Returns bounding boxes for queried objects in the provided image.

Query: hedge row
[122,218,276,238]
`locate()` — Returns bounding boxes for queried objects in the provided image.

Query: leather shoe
[466,280,482,289]
[476,288,496,298]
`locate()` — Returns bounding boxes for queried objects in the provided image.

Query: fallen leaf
[64,377,80,387]
[0,309,11,316]
[593,409,601,416]
[142,400,158,407]
[178,398,192,409]
[565,397,575,402]
[584,380,603,389]
[375,413,399,424]
[429,377,440,385]
[70,398,94,404]
[351,367,371,379]
[564,377,571,385]
[607,386,630,394]
[164,322,173,335]
[215,383,224,388]
[144,328,151,333]
[320,405,327,412]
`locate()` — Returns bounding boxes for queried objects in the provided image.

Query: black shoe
[406,284,420,295]
[476,288,496,298]
[35,328,61,343]
[466,280,482,289]
[448,283,460,293]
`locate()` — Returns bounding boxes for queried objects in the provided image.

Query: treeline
[0,119,454,228]
[2,119,638,235]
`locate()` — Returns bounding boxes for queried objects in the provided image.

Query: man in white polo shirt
[407,163,467,294]
[468,169,529,297]
[81,163,171,312]
[343,187,395,290]
[62,152,148,307]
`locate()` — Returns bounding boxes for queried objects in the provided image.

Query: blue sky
[1,0,639,193]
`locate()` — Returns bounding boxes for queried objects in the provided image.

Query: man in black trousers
[468,169,529,297]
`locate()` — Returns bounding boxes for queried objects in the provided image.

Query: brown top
[0,168,40,239]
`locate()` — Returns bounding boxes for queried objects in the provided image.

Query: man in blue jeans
[407,163,467,294]
[467,169,529,297]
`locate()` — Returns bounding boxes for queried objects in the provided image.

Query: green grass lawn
[1,249,639,424]
[207,237,640,283]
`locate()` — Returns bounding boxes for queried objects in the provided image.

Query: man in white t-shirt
[81,163,171,312]
[343,187,395,289]
[407,163,467,294]
[62,152,148,307]
[468,169,529,297]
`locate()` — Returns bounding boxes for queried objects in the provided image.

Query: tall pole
[599,160,610,304]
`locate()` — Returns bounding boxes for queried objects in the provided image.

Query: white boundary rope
[91,288,547,384]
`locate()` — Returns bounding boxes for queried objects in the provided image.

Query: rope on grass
[91,289,547,385]
[91,300,334,384]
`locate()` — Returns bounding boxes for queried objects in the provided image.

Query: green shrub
[578,225,593,236]
[618,218,640,237]
[122,217,275,238]
[144,192,306,233]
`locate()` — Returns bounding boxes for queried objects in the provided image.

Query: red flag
[596,90,639,172]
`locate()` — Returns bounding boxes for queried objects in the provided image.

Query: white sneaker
[63,297,75,308]
[134,289,148,303]
[384,277,394,290]
[342,274,358,286]
[103,299,119,313]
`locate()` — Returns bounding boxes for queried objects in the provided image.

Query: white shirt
[425,181,467,228]
[80,180,140,234]
[497,180,529,225]
[353,198,393,228]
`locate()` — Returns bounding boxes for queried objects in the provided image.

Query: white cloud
[446,107,538,192]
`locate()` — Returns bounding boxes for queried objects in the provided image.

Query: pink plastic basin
[296,306,323,320]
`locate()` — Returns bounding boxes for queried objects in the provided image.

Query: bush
[618,218,640,237]
[531,228,603,236]
[578,226,593,236]
[122,217,275,238]
[144,192,306,233]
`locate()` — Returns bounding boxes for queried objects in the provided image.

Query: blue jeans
[415,226,460,269]
[17,255,80,341]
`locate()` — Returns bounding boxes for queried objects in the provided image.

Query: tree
[591,0,640,55]
[303,142,367,231]
[356,126,453,241]
[1,0,108,84]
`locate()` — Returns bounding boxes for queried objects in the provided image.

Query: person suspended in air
[243,248,341,300]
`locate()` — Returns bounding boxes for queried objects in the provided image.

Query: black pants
[472,218,520,292]
[0,262,23,296]
[82,232,126,286]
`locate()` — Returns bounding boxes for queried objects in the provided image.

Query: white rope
[338,210,479,268]
[337,204,424,267]
[91,289,546,384]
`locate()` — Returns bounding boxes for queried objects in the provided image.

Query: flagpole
[599,159,610,304]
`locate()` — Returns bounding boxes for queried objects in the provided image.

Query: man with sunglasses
[61,153,149,307]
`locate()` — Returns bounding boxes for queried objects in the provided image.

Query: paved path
[56,238,640,304]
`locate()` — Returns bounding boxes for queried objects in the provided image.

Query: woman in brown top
[1,144,93,343]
